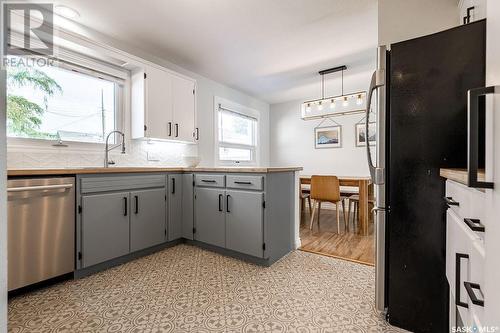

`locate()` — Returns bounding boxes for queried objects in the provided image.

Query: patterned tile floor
[9,245,408,332]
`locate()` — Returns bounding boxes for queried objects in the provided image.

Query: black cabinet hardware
[168,122,172,136]
[78,252,82,260]
[444,197,459,207]
[144,73,147,79]
[218,194,223,212]
[175,123,179,137]
[262,201,266,209]
[456,253,469,308]
[123,197,128,216]
[172,178,176,194]
[201,179,216,183]
[463,6,475,24]
[262,243,266,251]
[134,195,139,214]
[235,181,252,185]
[464,281,484,307]
[78,205,82,214]
[468,86,497,189]
[226,194,231,213]
[193,227,196,234]
[144,125,147,131]
[464,218,485,232]
[195,127,199,140]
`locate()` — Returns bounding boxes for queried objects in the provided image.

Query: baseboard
[299,248,374,267]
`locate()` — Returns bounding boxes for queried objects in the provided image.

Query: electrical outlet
[147,151,160,161]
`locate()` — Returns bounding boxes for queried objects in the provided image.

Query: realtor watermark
[452,326,500,333]
[1,1,55,69]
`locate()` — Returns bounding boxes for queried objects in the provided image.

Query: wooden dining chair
[347,194,375,231]
[309,175,346,233]
[300,187,312,218]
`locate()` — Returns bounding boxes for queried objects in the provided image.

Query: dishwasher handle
[7,184,73,192]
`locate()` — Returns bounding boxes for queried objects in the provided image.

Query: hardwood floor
[299,203,375,265]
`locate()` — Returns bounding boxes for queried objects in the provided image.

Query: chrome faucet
[104,131,126,167]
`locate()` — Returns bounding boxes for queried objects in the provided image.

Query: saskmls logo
[452,326,500,333]
[1,1,54,68]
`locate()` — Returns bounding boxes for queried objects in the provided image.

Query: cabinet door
[172,74,195,142]
[194,187,225,247]
[168,174,183,241]
[145,66,173,139]
[182,174,194,240]
[81,192,130,268]
[130,188,166,252]
[225,190,264,258]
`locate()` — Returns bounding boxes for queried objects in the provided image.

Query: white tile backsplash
[7,140,198,169]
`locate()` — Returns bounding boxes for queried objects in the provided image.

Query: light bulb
[330,99,336,109]
[317,101,323,111]
[356,94,363,105]
[342,96,349,107]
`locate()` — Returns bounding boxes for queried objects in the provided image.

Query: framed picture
[355,122,376,147]
[315,125,342,149]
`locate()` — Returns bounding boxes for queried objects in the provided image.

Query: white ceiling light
[55,5,80,19]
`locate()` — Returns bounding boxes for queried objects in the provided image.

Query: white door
[145,66,173,139]
[172,74,195,142]
[484,0,500,328]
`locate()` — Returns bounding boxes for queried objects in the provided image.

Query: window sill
[7,138,109,153]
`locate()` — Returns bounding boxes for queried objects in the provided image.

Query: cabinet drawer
[446,180,486,229]
[226,175,264,191]
[81,175,166,194]
[195,174,225,188]
[446,209,485,327]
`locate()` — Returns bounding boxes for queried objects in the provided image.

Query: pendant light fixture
[301,65,367,120]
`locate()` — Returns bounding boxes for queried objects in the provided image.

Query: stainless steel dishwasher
[7,177,75,291]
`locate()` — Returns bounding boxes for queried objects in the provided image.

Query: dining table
[300,175,372,236]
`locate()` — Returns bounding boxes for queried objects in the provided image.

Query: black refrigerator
[365,20,486,333]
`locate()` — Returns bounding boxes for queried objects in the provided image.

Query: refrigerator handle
[366,69,385,185]
[467,86,498,189]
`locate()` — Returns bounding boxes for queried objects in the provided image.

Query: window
[216,101,258,165]
[6,56,123,144]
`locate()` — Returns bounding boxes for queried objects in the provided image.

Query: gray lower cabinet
[194,187,225,247]
[130,188,167,252]
[168,174,183,241]
[81,192,130,268]
[182,174,194,240]
[225,190,264,258]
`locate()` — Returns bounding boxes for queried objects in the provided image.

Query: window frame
[214,96,260,166]
[6,47,128,152]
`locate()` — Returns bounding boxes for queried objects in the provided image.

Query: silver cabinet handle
[366,68,385,185]
[7,184,73,192]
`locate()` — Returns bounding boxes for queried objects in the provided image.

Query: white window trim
[6,50,129,153]
[214,96,260,166]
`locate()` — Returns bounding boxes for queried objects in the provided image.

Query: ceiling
[55,0,378,104]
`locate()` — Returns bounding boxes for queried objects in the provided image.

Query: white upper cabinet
[172,74,196,142]
[131,65,197,143]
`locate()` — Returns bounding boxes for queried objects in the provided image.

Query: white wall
[0,69,7,332]
[485,0,500,327]
[378,0,459,46]
[269,67,374,176]
[7,21,270,169]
